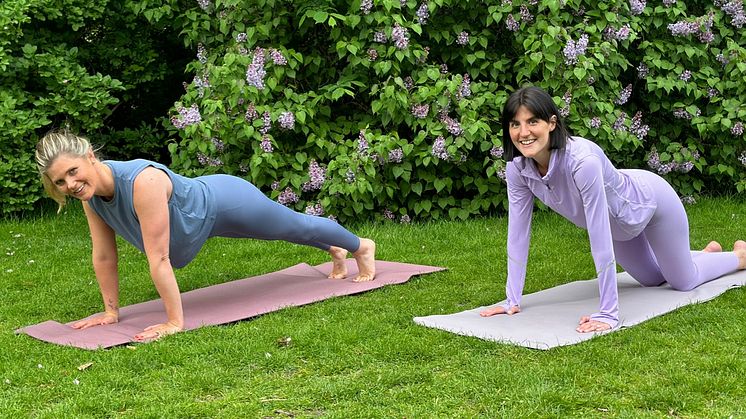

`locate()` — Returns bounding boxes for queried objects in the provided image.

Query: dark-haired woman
[480,86,746,332]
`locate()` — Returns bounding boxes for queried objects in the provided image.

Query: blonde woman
[36,130,376,341]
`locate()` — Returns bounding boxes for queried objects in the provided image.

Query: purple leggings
[612,171,739,290]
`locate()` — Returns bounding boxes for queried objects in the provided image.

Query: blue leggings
[613,171,739,290]
[201,175,361,253]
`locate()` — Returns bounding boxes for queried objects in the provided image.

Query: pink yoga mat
[18,260,444,350]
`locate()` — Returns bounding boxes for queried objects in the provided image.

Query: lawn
[1,197,745,417]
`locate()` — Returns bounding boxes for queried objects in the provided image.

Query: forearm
[149,258,184,328]
[92,259,120,317]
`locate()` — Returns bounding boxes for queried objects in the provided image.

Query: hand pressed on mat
[72,312,118,329]
[133,322,182,342]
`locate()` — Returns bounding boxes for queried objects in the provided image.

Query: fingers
[133,323,182,342]
[576,319,611,333]
[578,316,591,324]
[479,305,520,317]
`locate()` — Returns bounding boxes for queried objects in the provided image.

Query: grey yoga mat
[18,260,445,350]
[414,268,746,350]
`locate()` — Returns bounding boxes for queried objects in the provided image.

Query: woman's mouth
[519,139,536,145]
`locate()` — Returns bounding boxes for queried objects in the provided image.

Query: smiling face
[508,105,556,171]
[45,152,99,201]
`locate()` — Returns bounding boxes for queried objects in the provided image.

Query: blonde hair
[35,130,94,212]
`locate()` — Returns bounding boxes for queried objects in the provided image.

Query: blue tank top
[87,159,217,268]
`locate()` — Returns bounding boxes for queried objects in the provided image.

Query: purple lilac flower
[458,74,471,98]
[658,163,675,175]
[197,43,208,64]
[403,76,414,90]
[440,114,463,136]
[563,33,589,65]
[573,6,587,16]
[416,2,429,24]
[271,181,280,190]
[629,0,646,15]
[732,153,746,173]
[490,146,504,158]
[707,88,719,98]
[388,148,404,163]
[269,49,287,65]
[374,31,388,43]
[345,169,356,183]
[236,32,247,43]
[383,209,396,220]
[245,103,258,121]
[368,49,378,61]
[278,111,295,130]
[197,152,208,165]
[360,0,372,15]
[664,0,676,6]
[717,53,730,66]
[392,23,410,49]
[260,135,273,153]
[440,63,448,74]
[680,70,692,81]
[637,63,649,78]
[302,161,326,192]
[431,136,449,159]
[615,84,632,105]
[630,112,650,139]
[506,14,519,32]
[239,164,248,173]
[604,24,631,41]
[238,46,248,55]
[674,107,700,119]
[246,56,267,89]
[668,20,700,36]
[358,130,369,154]
[587,76,596,85]
[260,111,272,134]
[717,0,746,28]
[520,5,534,23]
[676,161,694,173]
[590,117,602,129]
[732,121,744,135]
[613,112,627,132]
[305,203,324,216]
[401,0,408,6]
[496,167,506,180]
[197,0,210,11]
[647,150,661,170]
[171,104,202,128]
[411,103,429,118]
[559,91,572,117]
[681,195,696,205]
[278,188,298,205]
[456,31,470,46]
[399,214,411,224]
[211,137,224,152]
[371,152,385,165]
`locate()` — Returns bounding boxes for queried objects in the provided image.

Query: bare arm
[72,201,120,329]
[132,167,183,340]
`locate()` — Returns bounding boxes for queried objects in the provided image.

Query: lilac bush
[159,0,746,222]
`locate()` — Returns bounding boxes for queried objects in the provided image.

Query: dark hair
[501,86,571,161]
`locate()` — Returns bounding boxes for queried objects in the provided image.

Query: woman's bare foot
[734,240,746,269]
[352,238,376,282]
[702,241,722,252]
[328,246,348,279]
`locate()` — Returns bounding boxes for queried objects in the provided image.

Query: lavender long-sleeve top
[505,137,657,327]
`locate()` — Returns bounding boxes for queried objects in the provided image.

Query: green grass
[1,197,745,417]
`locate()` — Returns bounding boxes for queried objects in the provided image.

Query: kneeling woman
[36,130,376,341]
[480,86,746,332]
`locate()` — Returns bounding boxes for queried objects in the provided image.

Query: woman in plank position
[480,86,746,332]
[36,130,376,341]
